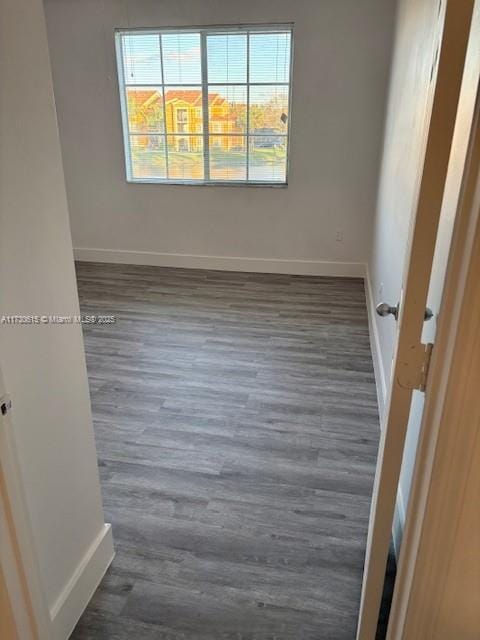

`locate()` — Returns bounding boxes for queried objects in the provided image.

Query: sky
[121,30,291,101]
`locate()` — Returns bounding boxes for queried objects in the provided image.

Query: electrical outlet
[335,230,343,242]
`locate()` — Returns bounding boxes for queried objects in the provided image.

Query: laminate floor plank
[72,262,379,640]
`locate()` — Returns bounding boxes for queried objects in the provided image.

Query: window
[116,25,293,185]
[176,108,189,133]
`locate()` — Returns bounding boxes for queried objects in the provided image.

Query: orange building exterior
[127,89,245,152]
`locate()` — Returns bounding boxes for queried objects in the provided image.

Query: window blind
[116,25,293,185]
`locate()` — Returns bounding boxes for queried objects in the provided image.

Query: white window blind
[115,25,293,185]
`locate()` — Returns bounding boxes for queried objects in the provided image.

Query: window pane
[209,136,247,181]
[164,87,203,134]
[249,85,289,135]
[126,88,164,133]
[161,33,201,84]
[167,135,204,180]
[249,32,291,83]
[130,135,167,179]
[248,136,287,182]
[208,86,247,134]
[207,34,247,83]
[122,35,162,84]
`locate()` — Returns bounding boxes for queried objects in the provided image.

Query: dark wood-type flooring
[72,262,380,640]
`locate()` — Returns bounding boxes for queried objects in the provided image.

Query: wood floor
[72,262,380,640]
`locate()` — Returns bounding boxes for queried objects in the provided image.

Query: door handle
[376,302,433,322]
[376,302,399,320]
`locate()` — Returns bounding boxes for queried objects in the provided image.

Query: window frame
[115,24,294,187]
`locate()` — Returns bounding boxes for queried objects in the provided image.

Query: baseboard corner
[50,523,114,640]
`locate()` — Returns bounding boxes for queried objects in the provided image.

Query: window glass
[117,27,292,184]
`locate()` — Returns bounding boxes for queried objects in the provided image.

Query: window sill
[126,178,288,187]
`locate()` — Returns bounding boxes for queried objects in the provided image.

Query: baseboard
[49,523,114,640]
[74,248,366,278]
[365,266,405,558]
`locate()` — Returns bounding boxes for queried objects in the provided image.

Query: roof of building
[127,89,226,109]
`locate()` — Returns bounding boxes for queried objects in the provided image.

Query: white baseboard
[74,247,366,278]
[365,266,405,558]
[50,523,114,640]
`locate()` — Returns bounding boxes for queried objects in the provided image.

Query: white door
[356,1,478,638]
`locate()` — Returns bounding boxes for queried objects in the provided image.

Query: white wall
[0,0,113,637]
[43,0,396,275]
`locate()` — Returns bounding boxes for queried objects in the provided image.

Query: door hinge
[397,343,434,392]
[0,395,12,416]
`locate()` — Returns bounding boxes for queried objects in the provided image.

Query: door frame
[0,465,37,640]
[0,367,51,639]
[387,9,480,634]
[0,562,20,640]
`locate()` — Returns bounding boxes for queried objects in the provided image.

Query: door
[387,1,480,635]
[356,1,477,638]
